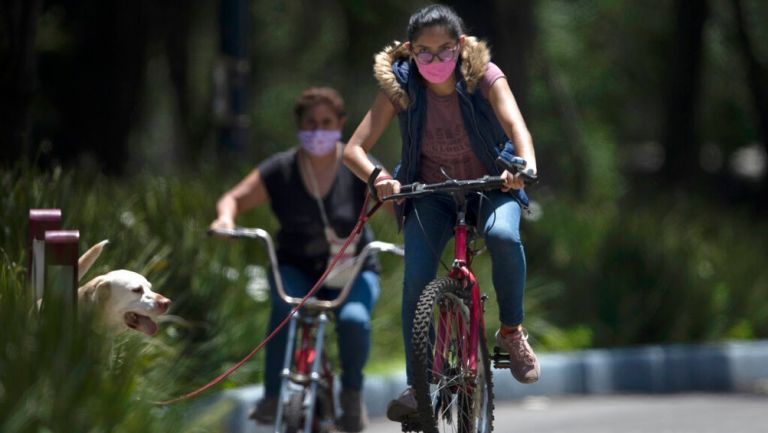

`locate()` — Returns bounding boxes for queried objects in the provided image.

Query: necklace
[301,143,341,200]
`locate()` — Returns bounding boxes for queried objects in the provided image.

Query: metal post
[43,230,79,315]
[28,209,61,300]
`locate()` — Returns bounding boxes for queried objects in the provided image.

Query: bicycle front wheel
[411,277,494,433]
[283,389,304,433]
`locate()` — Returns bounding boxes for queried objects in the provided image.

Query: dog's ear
[93,279,112,304]
[78,239,109,282]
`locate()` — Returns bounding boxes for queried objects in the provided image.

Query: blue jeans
[264,265,380,397]
[402,190,526,384]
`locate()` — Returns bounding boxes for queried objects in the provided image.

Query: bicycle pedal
[492,346,512,369]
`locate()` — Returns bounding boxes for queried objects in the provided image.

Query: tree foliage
[1,1,768,426]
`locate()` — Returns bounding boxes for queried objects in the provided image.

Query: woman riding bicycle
[210,86,390,432]
[342,4,541,421]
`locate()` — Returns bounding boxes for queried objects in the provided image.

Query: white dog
[76,240,171,336]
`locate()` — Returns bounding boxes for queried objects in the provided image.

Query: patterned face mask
[297,129,342,156]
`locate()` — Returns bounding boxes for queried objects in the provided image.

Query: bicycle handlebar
[207,227,403,310]
[383,175,506,201]
[377,156,538,202]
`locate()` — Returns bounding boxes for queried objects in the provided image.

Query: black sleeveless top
[258,147,380,279]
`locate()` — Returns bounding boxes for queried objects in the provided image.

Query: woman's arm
[343,91,397,182]
[487,77,537,190]
[210,168,270,229]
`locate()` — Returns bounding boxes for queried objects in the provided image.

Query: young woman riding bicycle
[343,4,541,421]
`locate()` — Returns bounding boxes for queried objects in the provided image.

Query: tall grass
[0,164,252,431]
[0,246,235,432]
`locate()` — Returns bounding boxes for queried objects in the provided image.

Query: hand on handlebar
[367,165,403,204]
[375,178,403,204]
[501,170,526,192]
[496,156,538,191]
[208,217,235,238]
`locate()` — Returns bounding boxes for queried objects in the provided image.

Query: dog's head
[79,270,171,336]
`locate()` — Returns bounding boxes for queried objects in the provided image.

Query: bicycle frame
[209,227,403,433]
[441,197,485,387]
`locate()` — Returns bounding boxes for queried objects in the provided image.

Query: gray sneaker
[337,389,369,432]
[385,387,418,422]
[495,327,541,384]
[248,396,277,424]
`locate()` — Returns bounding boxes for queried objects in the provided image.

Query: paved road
[363,394,768,433]
[232,340,768,433]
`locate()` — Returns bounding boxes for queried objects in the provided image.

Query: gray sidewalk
[219,339,768,433]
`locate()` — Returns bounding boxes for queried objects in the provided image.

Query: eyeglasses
[413,45,460,65]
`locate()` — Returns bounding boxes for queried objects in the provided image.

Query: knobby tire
[411,277,494,433]
[284,390,304,432]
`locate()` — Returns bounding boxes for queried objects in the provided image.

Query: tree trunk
[731,0,768,206]
[489,0,534,117]
[216,0,250,155]
[661,0,709,184]
[0,0,42,165]
[451,0,535,116]
[158,1,192,164]
[42,0,150,174]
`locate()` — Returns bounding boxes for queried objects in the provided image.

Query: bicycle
[209,226,404,433]
[375,157,536,433]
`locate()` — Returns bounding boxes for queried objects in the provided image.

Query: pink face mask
[297,129,341,156]
[415,56,458,84]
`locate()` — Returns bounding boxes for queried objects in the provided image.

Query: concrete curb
[221,340,768,433]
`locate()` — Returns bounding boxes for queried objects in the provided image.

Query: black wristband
[367,166,383,201]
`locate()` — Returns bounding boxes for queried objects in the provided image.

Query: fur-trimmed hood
[373,36,491,109]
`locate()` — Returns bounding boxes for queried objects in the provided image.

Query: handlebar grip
[367,166,383,201]
[208,227,235,238]
[496,156,538,185]
[208,227,229,237]
[495,156,526,173]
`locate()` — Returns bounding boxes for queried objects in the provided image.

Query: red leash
[156,195,381,405]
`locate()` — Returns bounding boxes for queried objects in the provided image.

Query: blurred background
[1,0,767,431]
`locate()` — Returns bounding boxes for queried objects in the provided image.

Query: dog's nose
[157,297,172,313]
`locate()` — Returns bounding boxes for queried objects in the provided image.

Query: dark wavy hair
[407,4,465,42]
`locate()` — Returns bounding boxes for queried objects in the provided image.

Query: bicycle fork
[441,268,483,388]
[275,310,334,433]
